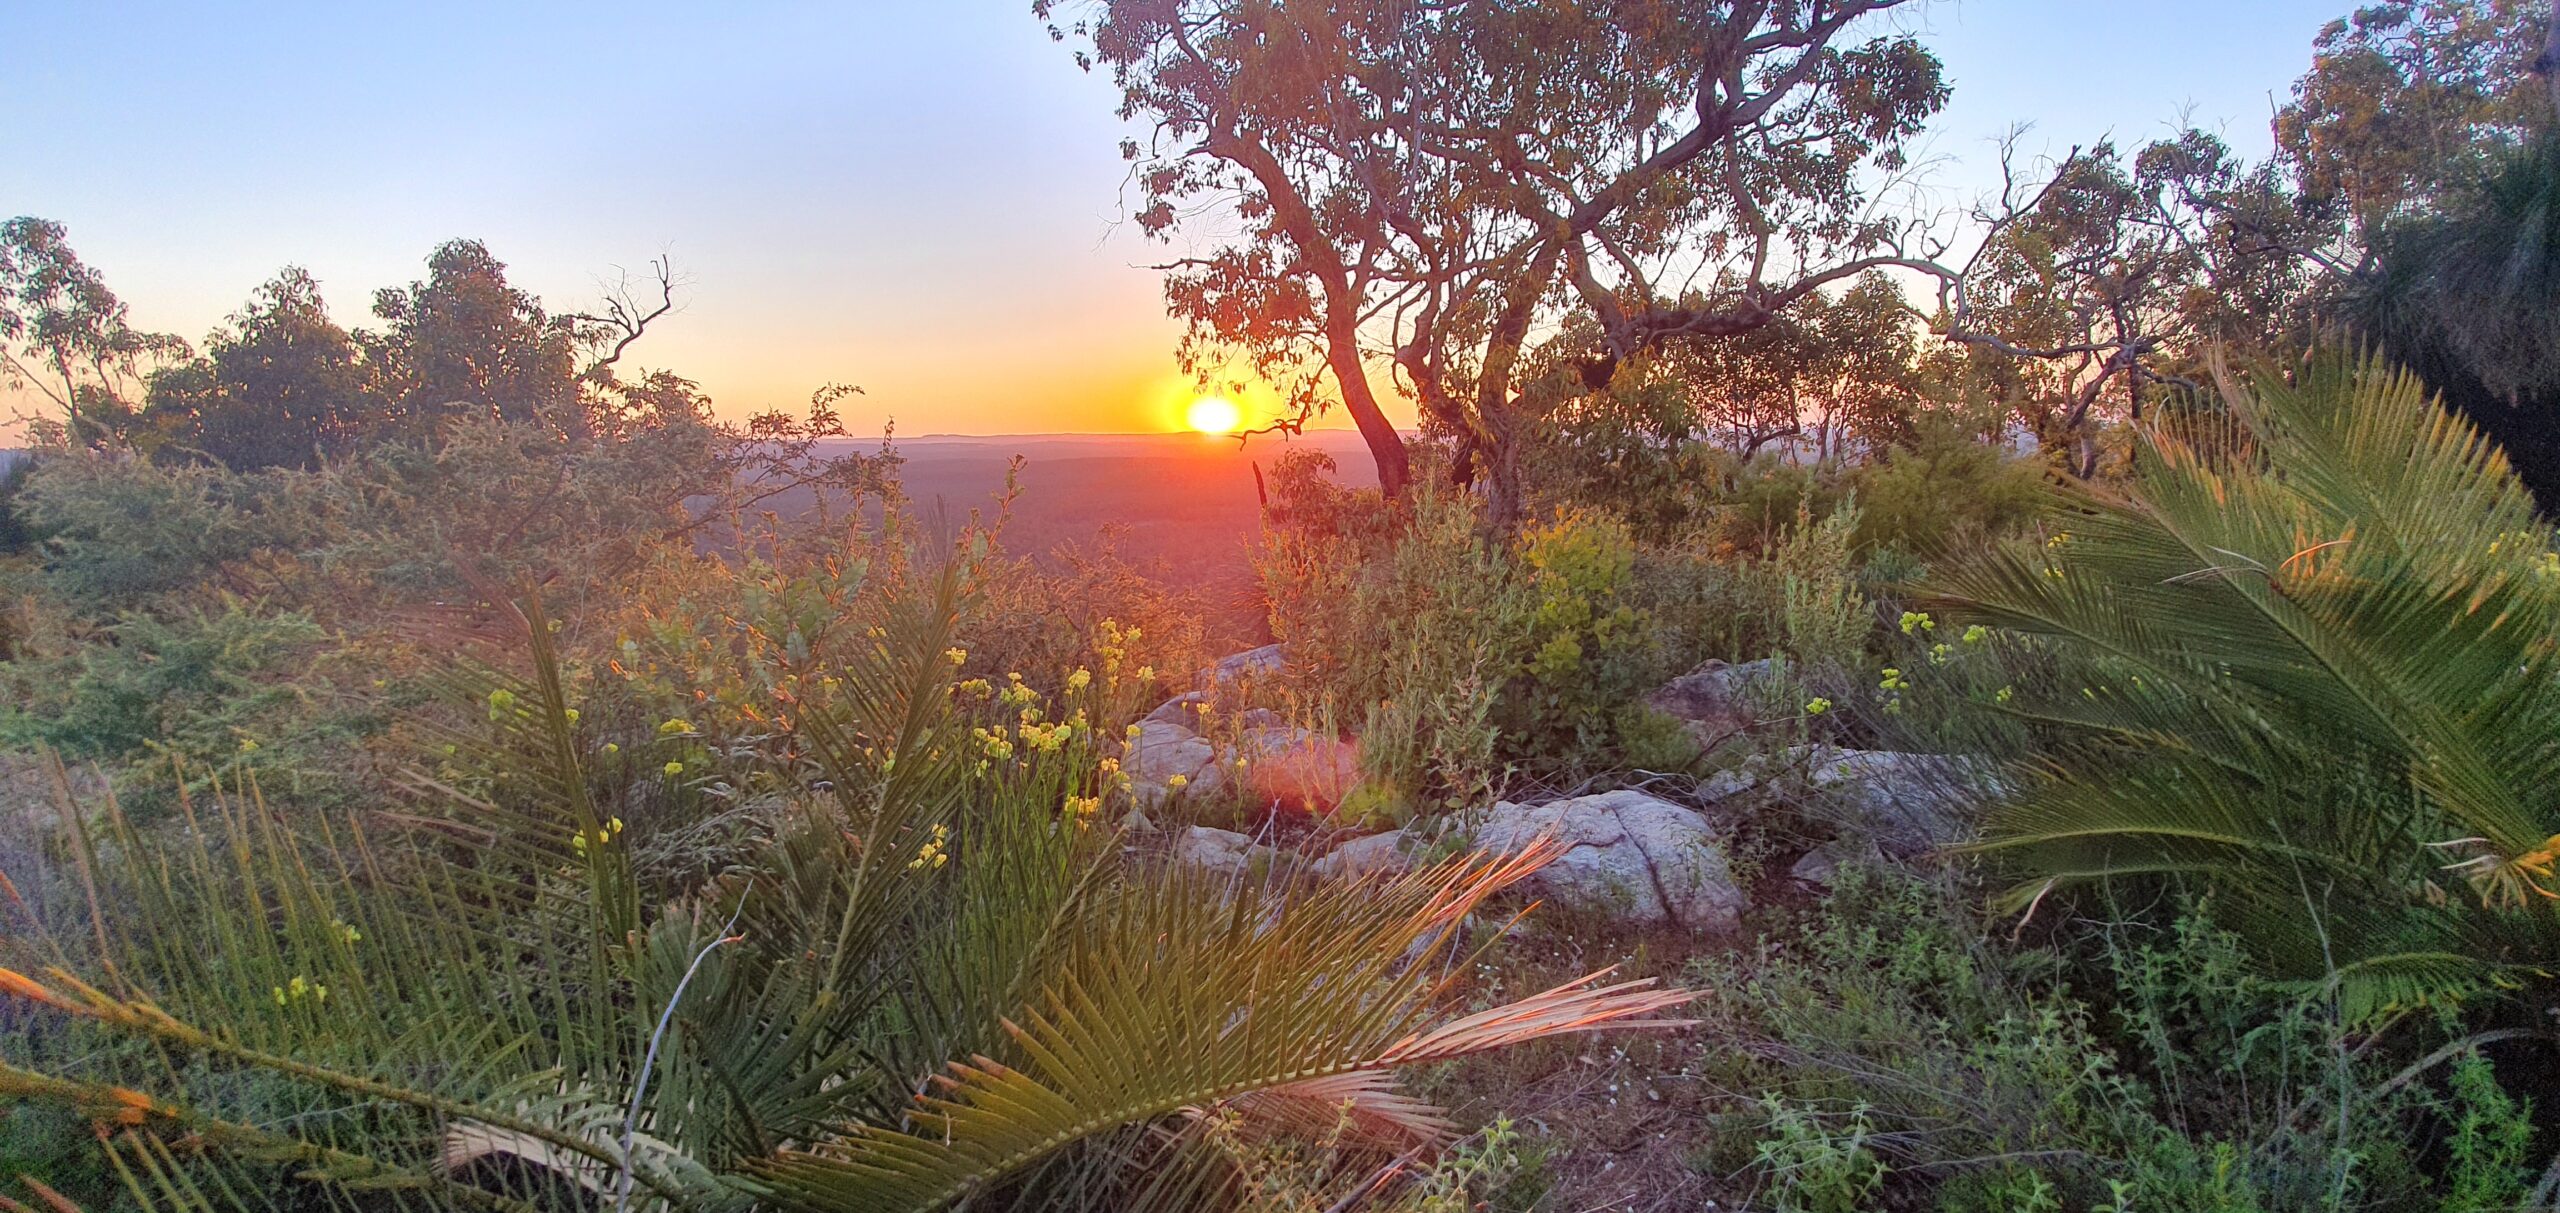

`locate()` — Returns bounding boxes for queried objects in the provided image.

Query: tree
[2277,0,2552,252]
[1046,0,1955,527]
[367,239,587,435]
[0,217,189,446]
[2351,135,2560,501]
[144,267,378,470]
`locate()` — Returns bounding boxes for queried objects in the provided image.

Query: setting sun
[1185,395,1243,434]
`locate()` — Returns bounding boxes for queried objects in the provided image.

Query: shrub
[1256,466,1535,815]
[0,602,342,810]
[17,454,308,612]
[1692,863,2520,1212]
[1507,508,1664,771]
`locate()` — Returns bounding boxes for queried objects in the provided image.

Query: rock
[1144,692,1207,726]
[1468,790,1745,933]
[1232,707,1288,731]
[1202,643,1287,689]
[1311,830,1414,881]
[1789,838,1883,886]
[1126,719,1226,807]
[1172,825,1276,878]
[1650,658,1784,725]
[1232,724,1362,813]
[1696,766,1759,803]
[1783,745,1991,858]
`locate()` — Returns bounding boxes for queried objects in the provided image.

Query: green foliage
[1257,461,1533,815]
[144,266,378,470]
[1749,1096,1887,1213]
[17,455,308,611]
[0,603,324,760]
[367,238,585,432]
[1929,352,2560,1017]
[1508,509,1661,771]
[0,560,1685,1210]
[1693,864,2516,1212]
[0,215,191,445]
[2439,1049,2533,1213]
[1762,495,1871,674]
[1851,413,2051,557]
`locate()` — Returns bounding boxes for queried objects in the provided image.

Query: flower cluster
[569,817,627,856]
[910,824,952,870]
[272,975,329,1006]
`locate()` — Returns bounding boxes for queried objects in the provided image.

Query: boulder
[1144,692,1208,727]
[1311,829,1415,881]
[1232,724,1362,813]
[1468,790,1745,933]
[1126,719,1226,807]
[1789,838,1884,886]
[1202,643,1287,689]
[1784,745,1989,858]
[1650,658,1784,729]
[1232,707,1288,731]
[1172,825,1276,878]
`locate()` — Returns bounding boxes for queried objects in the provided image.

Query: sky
[3,0,2350,439]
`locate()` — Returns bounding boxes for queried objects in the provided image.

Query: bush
[1507,508,1666,771]
[0,603,343,811]
[1257,469,1533,818]
[1690,864,2524,1212]
[17,454,309,612]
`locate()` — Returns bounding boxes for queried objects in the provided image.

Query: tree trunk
[2541,0,2560,121]
[1483,408,1526,533]
[1324,310,1410,499]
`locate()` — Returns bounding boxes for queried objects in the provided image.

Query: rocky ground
[1119,647,2006,1208]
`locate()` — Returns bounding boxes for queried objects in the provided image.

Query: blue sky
[4,1,2347,436]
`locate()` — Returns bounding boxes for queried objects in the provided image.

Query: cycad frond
[4,561,1695,1210]
[1930,350,2560,1015]
[753,839,1693,1213]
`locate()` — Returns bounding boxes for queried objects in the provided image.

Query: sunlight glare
[1186,395,1243,434]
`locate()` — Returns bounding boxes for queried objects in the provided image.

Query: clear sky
[4,0,2349,438]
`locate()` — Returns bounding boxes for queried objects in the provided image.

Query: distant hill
[775,429,1383,622]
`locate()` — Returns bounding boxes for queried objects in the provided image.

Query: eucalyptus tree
[368,239,591,436]
[1043,0,1958,526]
[0,216,190,446]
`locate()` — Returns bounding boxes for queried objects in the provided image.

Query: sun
[1185,395,1243,435]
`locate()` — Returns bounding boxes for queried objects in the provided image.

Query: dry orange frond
[1380,966,1697,1067]
[0,967,80,1015]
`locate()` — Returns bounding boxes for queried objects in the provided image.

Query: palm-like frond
[1928,351,2560,1018]
[752,841,1692,1213]
[2,561,1696,1210]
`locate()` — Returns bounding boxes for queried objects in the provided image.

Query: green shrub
[17,454,307,612]
[0,603,343,810]
[1756,494,1871,673]
[1256,466,1534,814]
[1689,863,2505,1212]
[1507,508,1664,771]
